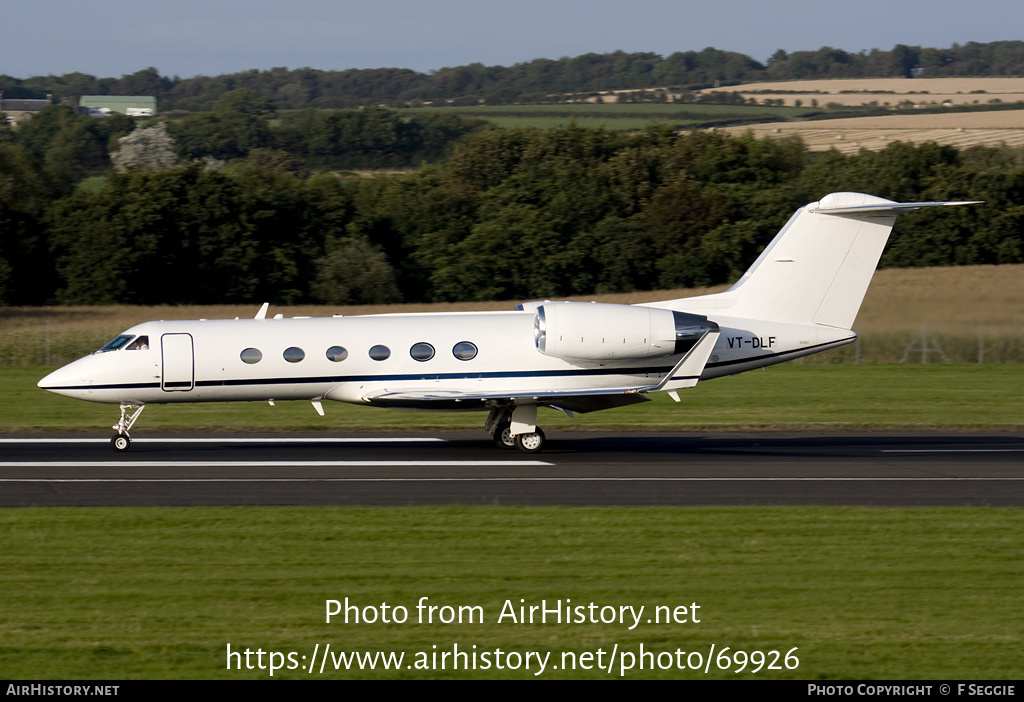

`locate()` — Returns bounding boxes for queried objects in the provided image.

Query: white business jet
[39,192,978,452]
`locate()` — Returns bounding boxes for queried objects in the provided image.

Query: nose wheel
[111,404,144,452]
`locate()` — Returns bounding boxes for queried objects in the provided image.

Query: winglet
[254,302,270,320]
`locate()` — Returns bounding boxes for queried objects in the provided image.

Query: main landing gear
[485,406,547,454]
[111,404,144,452]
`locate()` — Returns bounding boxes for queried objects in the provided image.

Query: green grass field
[1,506,1021,679]
[403,102,818,130]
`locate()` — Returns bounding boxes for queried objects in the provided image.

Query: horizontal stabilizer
[813,194,983,216]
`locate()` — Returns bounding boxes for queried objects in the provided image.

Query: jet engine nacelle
[534,302,715,361]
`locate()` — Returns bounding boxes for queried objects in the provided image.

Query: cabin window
[326,346,348,362]
[284,347,305,363]
[125,336,149,350]
[452,341,478,361]
[97,335,134,353]
[410,342,435,362]
[369,345,391,361]
[240,348,263,364]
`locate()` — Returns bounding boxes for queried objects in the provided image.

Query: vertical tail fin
[708,192,980,329]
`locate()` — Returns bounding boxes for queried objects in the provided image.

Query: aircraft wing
[362,329,720,413]
[363,385,654,413]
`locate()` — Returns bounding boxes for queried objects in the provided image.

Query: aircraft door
[161,333,195,391]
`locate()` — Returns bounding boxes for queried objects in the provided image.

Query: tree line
[3,41,1024,111]
[2,113,1022,307]
[0,90,485,193]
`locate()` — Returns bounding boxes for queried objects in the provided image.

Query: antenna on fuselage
[254,302,269,320]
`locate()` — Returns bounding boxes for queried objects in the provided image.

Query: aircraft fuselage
[38,308,853,408]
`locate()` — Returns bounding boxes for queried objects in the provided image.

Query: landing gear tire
[492,421,515,449]
[110,404,144,453]
[514,428,546,454]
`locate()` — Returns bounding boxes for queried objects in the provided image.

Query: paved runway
[1,432,1023,507]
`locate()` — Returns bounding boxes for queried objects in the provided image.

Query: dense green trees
[13,106,134,194]
[282,107,480,170]
[0,144,55,304]
[47,164,324,305]
[1,93,483,189]
[1,118,1022,307]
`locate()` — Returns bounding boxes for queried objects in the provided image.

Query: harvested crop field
[697,77,1024,153]
[721,108,1024,153]
[701,77,1024,107]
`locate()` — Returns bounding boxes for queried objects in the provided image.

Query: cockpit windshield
[96,334,150,353]
[96,335,134,353]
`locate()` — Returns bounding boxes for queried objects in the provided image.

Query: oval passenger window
[452,341,478,360]
[410,342,435,361]
[240,348,263,364]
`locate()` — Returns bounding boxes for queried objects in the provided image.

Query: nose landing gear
[111,404,145,452]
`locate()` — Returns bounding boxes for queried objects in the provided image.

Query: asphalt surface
[2,432,1023,507]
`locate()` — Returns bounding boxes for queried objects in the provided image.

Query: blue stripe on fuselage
[43,363,678,393]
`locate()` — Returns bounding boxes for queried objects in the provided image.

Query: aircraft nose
[38,363,89,396]
[38,367,64,389]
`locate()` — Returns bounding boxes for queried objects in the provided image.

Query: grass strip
[0,506,1020,679]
